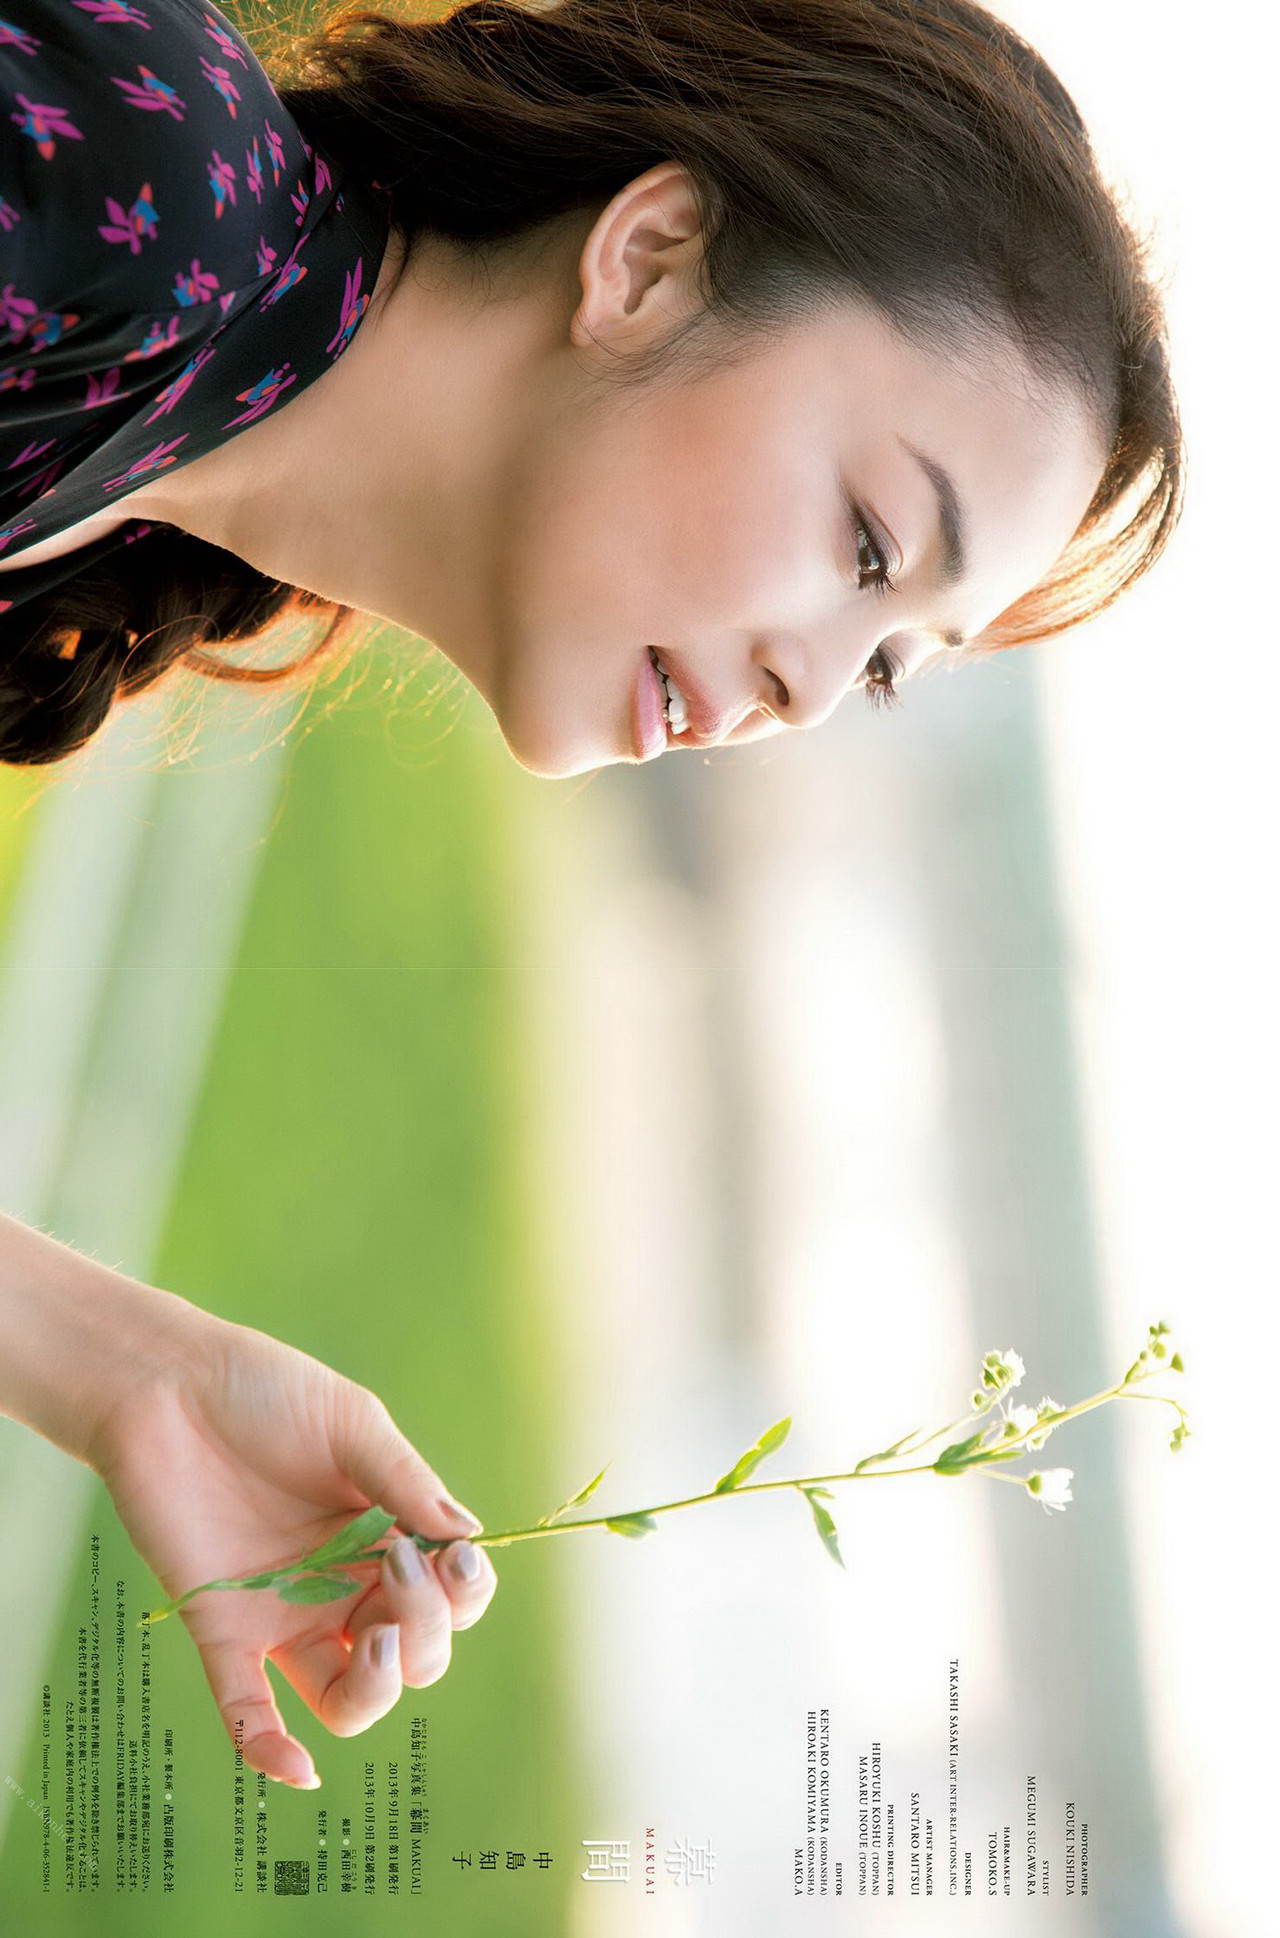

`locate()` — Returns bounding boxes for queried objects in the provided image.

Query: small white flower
[1027,1396,1061,1450]
[1005,1404,1038,1437]
[1026,1468,1073,1513]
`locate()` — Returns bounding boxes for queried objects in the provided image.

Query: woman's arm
[0,1208,497,1787]
[0,1208,201,1468]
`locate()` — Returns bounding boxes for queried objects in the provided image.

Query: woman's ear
[569,162,705,352]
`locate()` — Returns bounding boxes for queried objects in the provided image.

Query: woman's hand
[87,1307,498,1789]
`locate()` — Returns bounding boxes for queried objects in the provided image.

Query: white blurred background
[509,4,1276,1930]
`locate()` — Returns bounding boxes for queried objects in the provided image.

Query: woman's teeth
[651,650,690,734]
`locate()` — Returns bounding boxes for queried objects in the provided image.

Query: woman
[0,0,1183,1784]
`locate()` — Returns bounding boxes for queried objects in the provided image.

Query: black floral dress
[0,0,392,614]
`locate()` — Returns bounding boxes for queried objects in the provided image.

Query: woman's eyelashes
[861,642,904,709]
[844,496,905,708]
[846,495,899,598]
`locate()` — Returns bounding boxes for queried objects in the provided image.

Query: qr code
[274,1858,310,1896]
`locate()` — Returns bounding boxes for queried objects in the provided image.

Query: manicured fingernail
[389,1535,425,1586]
[437,1496,482,1534]
[293,1772,322,1791]
[372,1623,399,1671]
[450,1542,482,1582]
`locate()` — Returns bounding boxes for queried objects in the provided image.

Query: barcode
[274,1858,310,1896]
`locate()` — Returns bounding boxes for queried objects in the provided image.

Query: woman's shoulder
[1,0,314,322]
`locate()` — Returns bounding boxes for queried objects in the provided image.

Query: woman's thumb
[333,1388,483,1546]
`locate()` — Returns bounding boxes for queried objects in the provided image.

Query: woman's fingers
[385,1533,497,1652]
[225,1528,498,1785]
[197,1636,320,1789]
[330,1388,485,1551]
[375,1540,457,1689]
[427,1538,499,1632]
[271,1611,412,1740]
[273,1531,465,1729]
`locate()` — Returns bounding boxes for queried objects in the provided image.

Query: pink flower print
[0,196,21,233]
[254,233,277,279]
[259,250,306,313]
[111,67,186,122]
[326,257,369,359]
[245,135,263,204]
[199,58,242,119]
[98,180,159,253]
[74,0,151,23]
[217,288,236,317]
[126,316,182,360]
[224,362,296,429]
[201,14,248,66]
[172,258,220,307]
[85,367,124,408]
[264,119,285,187]
[207,149,237,218]
[0,283,38,338]
[10,94,86,161]
[0,366,36,393]
[15,454,65,500]
[289,176,310,229]
[314,152,332,198]
[6,436,58,472]
[102,435,190,494]
[142,342,217,424]
[0,516,38,557]
[0,19,39,54]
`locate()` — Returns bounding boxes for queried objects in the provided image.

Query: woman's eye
[861,644,904,711]
[848,504,897,596]
[856,520,883,586]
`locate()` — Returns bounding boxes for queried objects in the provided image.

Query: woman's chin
[499,715,617,780]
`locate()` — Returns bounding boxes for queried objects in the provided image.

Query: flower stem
[137,1336,1187,1623]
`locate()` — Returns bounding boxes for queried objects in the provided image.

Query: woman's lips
[633,647,667,760]
[649,648,738,745]
[632,646,750,760]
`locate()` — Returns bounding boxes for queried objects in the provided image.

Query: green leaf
[713,1415,793,1494]
[875,1426,927,1461]
[276,1571,360,1605]
[932,1430,987,1475]
[537,1464,611,1528]
[297,1506,397,1574]
[604,1514,658,1540]
[800,1487,844,1568]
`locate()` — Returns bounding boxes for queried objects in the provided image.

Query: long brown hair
[0,0,1183,767]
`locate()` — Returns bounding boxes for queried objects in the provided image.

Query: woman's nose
[751,630,880,731]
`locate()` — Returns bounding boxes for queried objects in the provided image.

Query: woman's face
[473,166,1108,779]
[389,165,1110,780]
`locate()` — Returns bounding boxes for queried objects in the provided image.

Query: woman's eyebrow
[897,436,967,592]
[894,435,969,648]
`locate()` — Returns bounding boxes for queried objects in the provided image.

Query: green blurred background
[0,666,584,1932]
